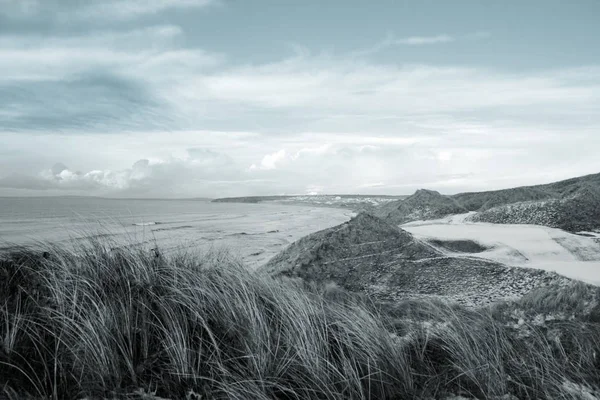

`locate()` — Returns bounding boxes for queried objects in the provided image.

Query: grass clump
[0,242,410,399]
[1,240,600,399]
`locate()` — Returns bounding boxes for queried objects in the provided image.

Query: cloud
[395,34,455,45]
[246,143,442,194]
[0,25,220,81]
[0,25,222,132]
[350,31,490,57]
[77,0,217,20]
[0,148,243,197]
[2,24,597,136]
[249,149,287,171]
[238,124,600,195]
[198,57,600,119]
[291,144,333,160]
[2,123,600,196]
[0,0,217,20]
[0,72,169,132]
[0,139,457,196]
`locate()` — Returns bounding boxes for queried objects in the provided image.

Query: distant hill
[213,194,406,212]
[212,195,295,203]
[261,213,567,307]
[375,189,467,224]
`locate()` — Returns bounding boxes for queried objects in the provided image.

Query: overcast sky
[1,0,599,198]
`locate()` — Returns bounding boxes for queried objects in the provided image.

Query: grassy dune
[1,241,600,399]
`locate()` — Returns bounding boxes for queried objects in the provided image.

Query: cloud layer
[2,125,598,197]
[1,2,599,197]
[0,0,217,20]
[2,24,598,134]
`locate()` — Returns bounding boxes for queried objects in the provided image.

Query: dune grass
[1,241,599,399]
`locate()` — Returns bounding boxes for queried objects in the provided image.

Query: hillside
[375,189,467,224]
[470,184,600,233]
[261,212,439,282]
[370,172,600,232]
[453,171,600,211]
[262,213,567,307]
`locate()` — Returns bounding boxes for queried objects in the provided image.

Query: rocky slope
[261,213,568,307]
[375,189,467,224]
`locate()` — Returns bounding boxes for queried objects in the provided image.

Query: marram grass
[1,239,599,399]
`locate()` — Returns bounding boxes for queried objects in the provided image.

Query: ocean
[0,197,353,268]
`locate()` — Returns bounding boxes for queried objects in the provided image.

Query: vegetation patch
[427,239,491,254]
[1,241,599,399]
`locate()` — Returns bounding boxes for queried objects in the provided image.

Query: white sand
[403,214,600,285]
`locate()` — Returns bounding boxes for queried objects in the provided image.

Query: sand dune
[403,214,600,285]
[262,213,567,307]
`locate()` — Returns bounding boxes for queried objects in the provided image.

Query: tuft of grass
[0,242,411,399]
[0,239,599,399]
[517,280,600,321]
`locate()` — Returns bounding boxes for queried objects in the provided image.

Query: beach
[0,196,354,268]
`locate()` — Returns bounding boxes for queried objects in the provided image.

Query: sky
[0,0,599,198]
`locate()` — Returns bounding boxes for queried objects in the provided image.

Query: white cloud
[350,32,485,57]
[3,27,598,135]
[250,149,287,170]
[292,144,333,160]
[77,0,217,19]
[0,148,244,197]
[197,59,600,117]
[437,151,453,162]
[2,123,600,196]
[395,34,455,45]
[0,0,217,20]
[0,25,221,82]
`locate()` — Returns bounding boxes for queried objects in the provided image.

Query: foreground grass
[1,242,599,399]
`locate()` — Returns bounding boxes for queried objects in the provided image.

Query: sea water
[0,197,353,268]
